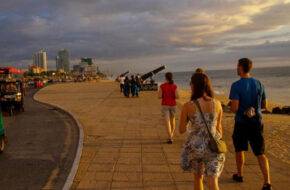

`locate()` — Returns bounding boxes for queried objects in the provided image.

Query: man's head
[237,58,253,76]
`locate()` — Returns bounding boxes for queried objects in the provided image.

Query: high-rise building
[57,49,70,72]
[33,50,47,71]
[72,57,96,76]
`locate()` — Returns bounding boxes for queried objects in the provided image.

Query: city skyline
[33,50,47,71]
[56,49,70,72]
[0,0,290,74]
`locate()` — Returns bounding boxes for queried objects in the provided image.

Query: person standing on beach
[131,75,137,97]
[229,58,271,190]
[158,72,179,144]
[135,75,141,97]
[179,73,225,190]
[119,75,125,93]
[124,76,131,98]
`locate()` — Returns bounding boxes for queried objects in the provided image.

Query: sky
[0,0,290,74]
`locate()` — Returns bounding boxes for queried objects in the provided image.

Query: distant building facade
[56,49,70,72]
[33,50,47,71]
[29,65,46,74]
[72,57,97,76]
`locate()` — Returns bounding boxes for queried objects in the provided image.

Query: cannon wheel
[0,136,5,153]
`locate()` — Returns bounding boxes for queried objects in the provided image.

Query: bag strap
[194,99,215,140]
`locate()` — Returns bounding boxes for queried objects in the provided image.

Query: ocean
[155,66,290,106]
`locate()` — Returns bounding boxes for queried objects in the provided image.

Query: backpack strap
[258,80,263,106]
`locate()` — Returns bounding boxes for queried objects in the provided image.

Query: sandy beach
[35,81,290,190]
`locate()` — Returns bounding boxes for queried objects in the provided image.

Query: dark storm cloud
[0,0,289,71]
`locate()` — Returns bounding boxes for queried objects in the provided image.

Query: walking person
[119,75,125,93]
[229,58,271,190]
[131,75,137,97]
[179,73,225,190]
[123,76,131,98]
[135,75,142,97]
[158,72,179,144]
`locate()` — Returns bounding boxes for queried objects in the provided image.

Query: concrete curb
[32,89,83,190]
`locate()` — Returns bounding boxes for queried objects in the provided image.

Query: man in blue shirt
[229,58,271,190]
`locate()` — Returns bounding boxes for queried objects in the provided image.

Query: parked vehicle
[0,79,25,116]
[0,67,25,116]
[0,67,25,94]
[27,80,34,87]
[34,78,43,88]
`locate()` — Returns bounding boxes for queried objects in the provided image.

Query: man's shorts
[232,122,265,156]
[161,106,176,117]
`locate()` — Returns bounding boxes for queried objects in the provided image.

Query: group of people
[118,74,142,98]
[158,58,271,190]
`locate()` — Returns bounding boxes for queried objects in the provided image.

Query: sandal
[232,174,243,182]
[262,184,271,190]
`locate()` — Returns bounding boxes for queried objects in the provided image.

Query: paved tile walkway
[36,82,289,190]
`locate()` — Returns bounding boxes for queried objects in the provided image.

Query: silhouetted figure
[124,77,131,98]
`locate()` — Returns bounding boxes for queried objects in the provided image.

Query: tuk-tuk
[0,110,7,153]
[0,78,25,116]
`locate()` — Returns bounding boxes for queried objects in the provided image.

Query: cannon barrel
[141,65,166,81]
[120,71,129,77]
[116,71,129,81]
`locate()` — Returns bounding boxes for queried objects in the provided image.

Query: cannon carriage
[139,65,166,91]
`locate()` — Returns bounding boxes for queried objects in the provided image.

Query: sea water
[155,66,290,105]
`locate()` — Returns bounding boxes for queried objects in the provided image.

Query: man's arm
[261,99,268,109]
[261,83,268,109]
[229,83,239,113]
[231,99,239,113]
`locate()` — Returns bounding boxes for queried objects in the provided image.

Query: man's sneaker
[262,184,272,190]
[232,174,243,182]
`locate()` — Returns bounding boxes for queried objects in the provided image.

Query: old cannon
[140,65,166,91]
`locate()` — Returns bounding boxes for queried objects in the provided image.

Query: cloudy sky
[0,0,290,74]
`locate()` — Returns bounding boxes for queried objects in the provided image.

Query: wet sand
[35,81,290,190]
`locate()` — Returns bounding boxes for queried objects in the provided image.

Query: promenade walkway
[36,81,289,190]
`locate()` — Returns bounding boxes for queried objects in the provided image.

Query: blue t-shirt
[229,78,266,123]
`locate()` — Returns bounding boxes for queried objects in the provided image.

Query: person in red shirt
[158,72,179,144]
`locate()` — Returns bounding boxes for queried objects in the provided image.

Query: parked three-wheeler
[0,79,25,116]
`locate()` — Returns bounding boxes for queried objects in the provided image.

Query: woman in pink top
[158,72,179,144]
